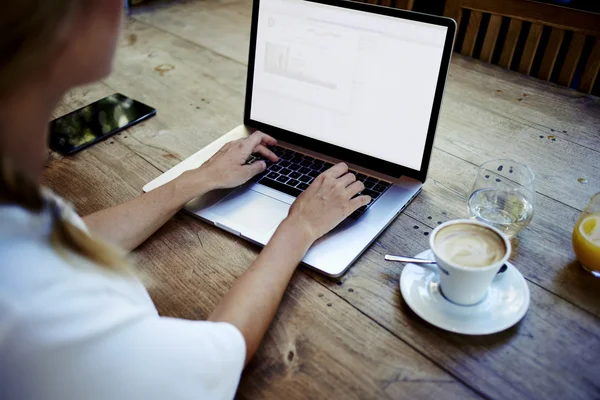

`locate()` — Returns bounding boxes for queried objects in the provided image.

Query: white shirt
[0,193,246,400]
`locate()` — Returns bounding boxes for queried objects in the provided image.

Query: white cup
[429,219,511,306]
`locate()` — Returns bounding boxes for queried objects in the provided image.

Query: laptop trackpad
[209,188,289,235]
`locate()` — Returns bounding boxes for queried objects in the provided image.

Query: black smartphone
[49,93,156,155]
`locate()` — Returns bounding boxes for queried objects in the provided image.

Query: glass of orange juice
[572,192,600,277]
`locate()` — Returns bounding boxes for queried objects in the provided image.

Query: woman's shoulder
[0,208,70,285]
[0,201,153,315]
[0,188,91,284]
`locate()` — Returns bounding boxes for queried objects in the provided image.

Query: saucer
[399,249,530,335]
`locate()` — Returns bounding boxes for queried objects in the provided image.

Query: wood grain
[448,56,600,151]
[116,0,600,325]
[119,0,600,330]
[238,272,478,400]
[518,23,543,74]
[120,6,600,214]
[538,28,564,80]
[411,149,600,317]
[461,10,482,57]
[480,14,502,63]
[44,1,600,399]
[558,32,586,87]
[47,94,481,400]
[580,38,600,94]
[309,212,600,400]
[499,18,522,69]
[437,90,599,212]
[132,0,252,65]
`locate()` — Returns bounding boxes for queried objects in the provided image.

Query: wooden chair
[444,0,600,95]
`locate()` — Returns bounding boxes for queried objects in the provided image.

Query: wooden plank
[308,151,600,399]
[538,28,564,80]
[518,23,543,74]
[420,141,599,315]
[448,55,600,153]
[128,5,600,214]
[462,0,600,36]
[131,0,600,282]
[238,272,478,399]
[42,1,600,399]
[443,0,463,38]
[45,85,164,212]
[132,0,253,65]
[499,18,522,68]
[46,91,600,400]
[580,38,600,93]
[47,93,480,400]
[144,0,599,308]
[134,0,600,280]
[461,10,482,57]
[46,95,480,400]
[437,89,600,213]
[558,32,586,87]
[480,14,502,63]
[100,19,248,173]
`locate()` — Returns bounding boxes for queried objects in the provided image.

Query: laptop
[143,0,456,277]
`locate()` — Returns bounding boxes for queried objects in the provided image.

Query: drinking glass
[572,193,600,277]
[468,159,535,238]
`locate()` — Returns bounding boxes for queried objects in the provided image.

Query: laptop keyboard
[249,146,391,219]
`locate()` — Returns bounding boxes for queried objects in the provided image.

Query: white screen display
[250,0,448,171]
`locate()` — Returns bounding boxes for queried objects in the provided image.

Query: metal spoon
[384,255,508,274]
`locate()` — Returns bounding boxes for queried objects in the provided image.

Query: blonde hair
[0,1,129,272]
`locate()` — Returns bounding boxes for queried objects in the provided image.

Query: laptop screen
[249,0,449,172]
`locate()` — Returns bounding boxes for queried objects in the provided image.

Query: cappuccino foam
[434,224,506,268]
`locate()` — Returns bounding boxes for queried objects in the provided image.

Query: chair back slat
[499,19,523,68]
[538,28,564,80]
[461,10,483,56]
[481,14,503,63]
[557,32,586,87]
[518,23,543,75]
[580,39,600,94]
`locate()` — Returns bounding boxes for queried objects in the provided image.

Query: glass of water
[468,160,535,238]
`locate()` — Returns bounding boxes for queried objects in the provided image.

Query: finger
[244,132,277,151]
[254,144,279,162]
[349,195,372,211]
[323,162,348,179]
[337,172,356,188]
[345,180,365,196]
[244,160,267,178]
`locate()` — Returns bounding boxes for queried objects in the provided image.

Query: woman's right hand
[285,163,372,243]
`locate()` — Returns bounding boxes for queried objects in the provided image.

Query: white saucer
[400,249,530,335]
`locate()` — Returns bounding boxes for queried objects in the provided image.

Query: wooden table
[44,1,600,398]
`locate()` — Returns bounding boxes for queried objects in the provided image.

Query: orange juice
[572,213,600,276]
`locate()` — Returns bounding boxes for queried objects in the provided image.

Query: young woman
[0,1,371,399]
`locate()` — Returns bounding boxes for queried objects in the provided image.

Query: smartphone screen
[49,93,156,155]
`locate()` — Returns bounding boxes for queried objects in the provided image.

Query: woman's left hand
[196,131,279,190]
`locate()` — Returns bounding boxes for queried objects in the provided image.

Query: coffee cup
[429,219,511,306]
